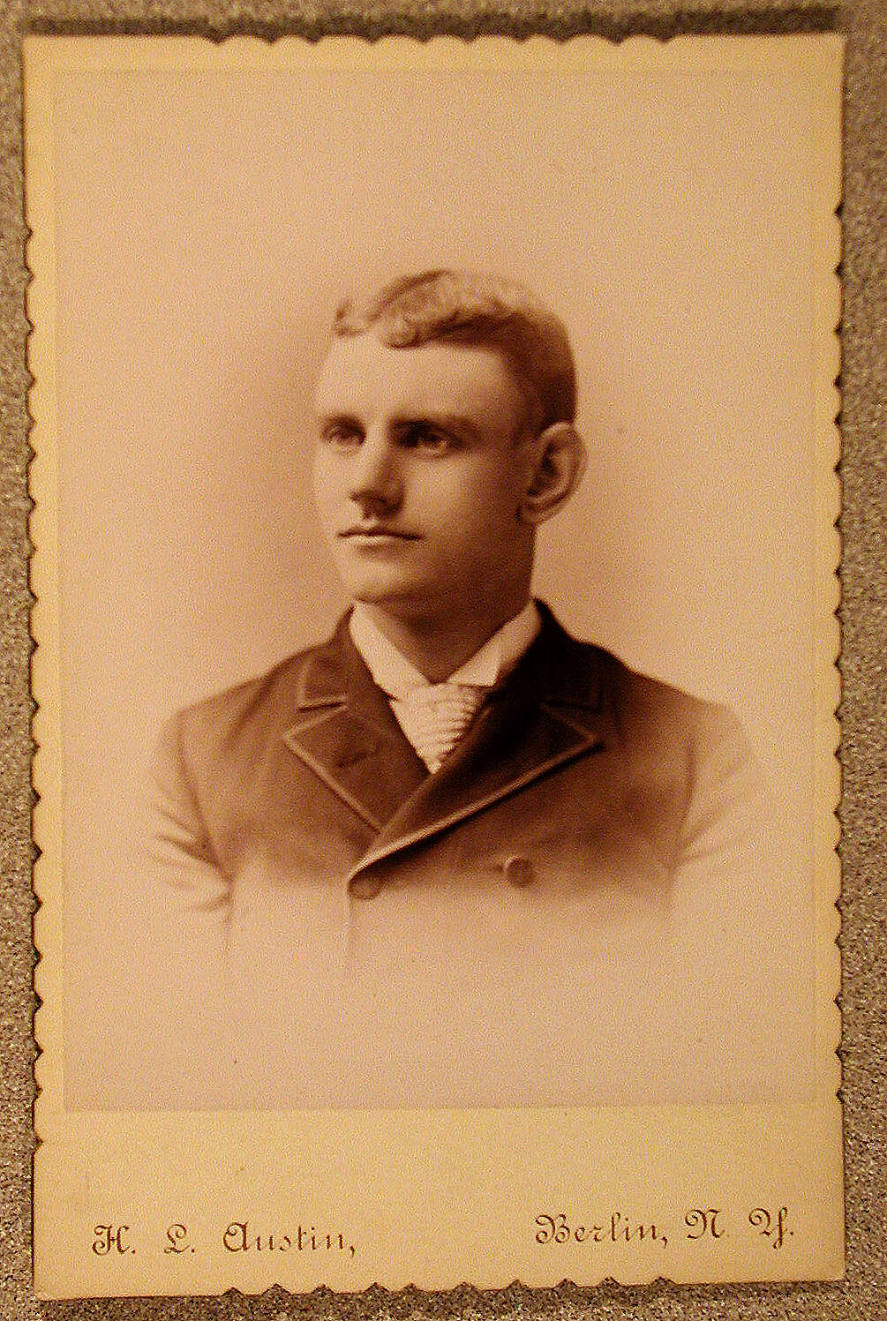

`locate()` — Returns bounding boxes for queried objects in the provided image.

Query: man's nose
[348,432,402,509]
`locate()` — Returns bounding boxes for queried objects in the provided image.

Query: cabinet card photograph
[25,33,843,1298]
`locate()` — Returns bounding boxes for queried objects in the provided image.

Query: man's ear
[518,423,587,525]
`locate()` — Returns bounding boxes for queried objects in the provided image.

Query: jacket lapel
[282,617,428,832]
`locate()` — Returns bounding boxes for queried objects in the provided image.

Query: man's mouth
[338,526,421,540]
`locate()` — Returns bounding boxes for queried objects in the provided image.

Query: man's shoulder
[552,629,760,845]
[163,638,328,758]
[543,616,743,757]
[609,654,742,746]
[603,654,757,815]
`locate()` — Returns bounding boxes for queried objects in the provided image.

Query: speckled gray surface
[2,1,884,1317]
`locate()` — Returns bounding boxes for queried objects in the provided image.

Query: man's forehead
[313,332,524,416]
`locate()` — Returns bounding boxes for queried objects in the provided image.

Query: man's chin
[346,580,441,622]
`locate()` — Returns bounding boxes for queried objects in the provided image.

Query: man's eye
[320,424,363,450]
[400,425,456,455]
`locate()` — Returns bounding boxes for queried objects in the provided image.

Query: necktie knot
[391,683,487,772]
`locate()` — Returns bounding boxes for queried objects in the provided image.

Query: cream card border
[24,32,843,1298]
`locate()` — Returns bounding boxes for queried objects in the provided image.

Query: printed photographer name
[93,1219,358,1259]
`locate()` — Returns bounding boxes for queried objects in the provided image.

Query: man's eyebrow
[394,412,483,440]
[315,410,363,428]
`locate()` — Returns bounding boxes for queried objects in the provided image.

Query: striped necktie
[390,683,487,773]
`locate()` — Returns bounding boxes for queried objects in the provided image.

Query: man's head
[332,269,578,435]
[312,269,586,647]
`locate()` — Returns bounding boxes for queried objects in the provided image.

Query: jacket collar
[283,605,613,872]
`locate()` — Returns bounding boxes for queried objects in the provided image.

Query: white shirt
[349,602,542,770]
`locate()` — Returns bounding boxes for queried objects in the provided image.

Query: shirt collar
[349,601,542,699]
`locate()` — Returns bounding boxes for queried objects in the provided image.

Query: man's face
[312,333,537,626]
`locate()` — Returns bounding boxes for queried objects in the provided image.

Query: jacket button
[348,874,383,900]
[503,855,534,887]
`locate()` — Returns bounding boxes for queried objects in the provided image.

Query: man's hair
[333,269,577,431]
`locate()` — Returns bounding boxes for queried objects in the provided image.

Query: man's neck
[356,597,533,683]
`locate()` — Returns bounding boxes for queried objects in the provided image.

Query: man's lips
[338,527,422,540]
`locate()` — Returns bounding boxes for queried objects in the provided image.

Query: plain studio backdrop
[46,56,825,1107]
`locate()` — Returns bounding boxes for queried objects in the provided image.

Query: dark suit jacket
[144,604,798,1109]
[152,603,757,900]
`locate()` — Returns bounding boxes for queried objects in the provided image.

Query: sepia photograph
[25,33,842,1294]
[142,264,809,1112]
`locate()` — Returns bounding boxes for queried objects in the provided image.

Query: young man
[147,271,797,1110]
